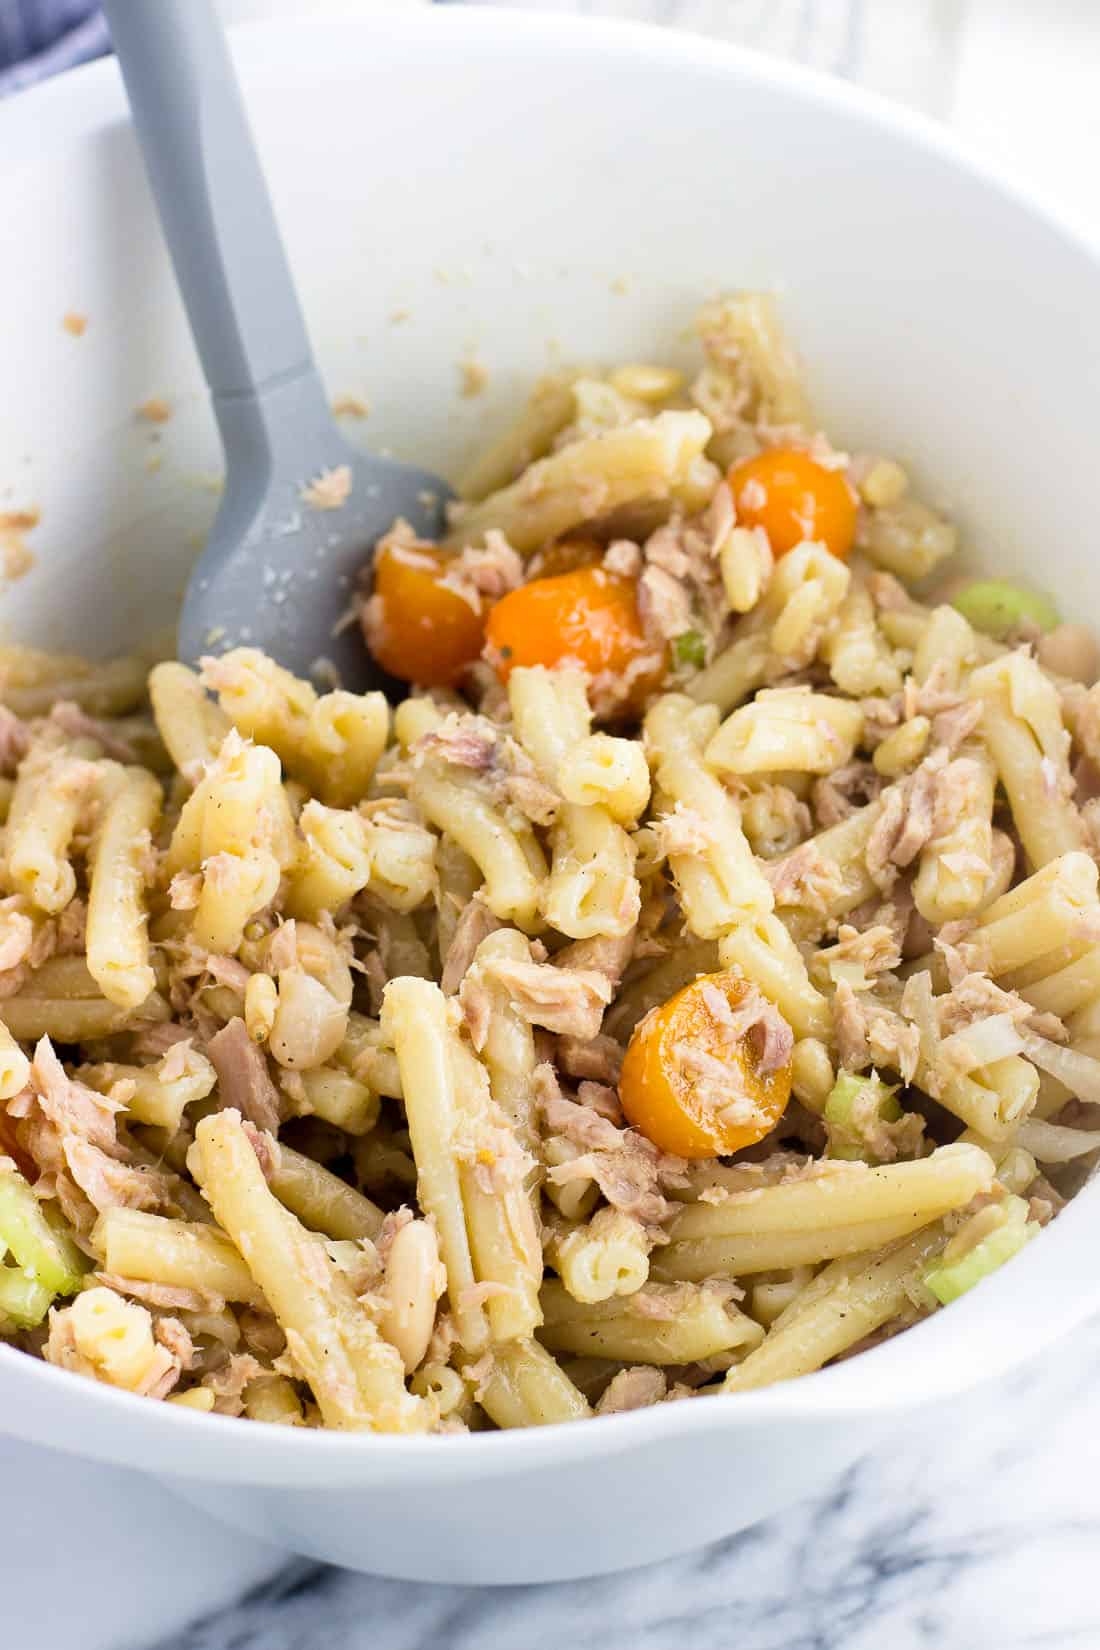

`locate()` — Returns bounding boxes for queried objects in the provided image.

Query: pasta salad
[2,293,1099,1432]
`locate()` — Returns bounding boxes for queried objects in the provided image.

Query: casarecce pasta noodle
[4,291,1100,1432]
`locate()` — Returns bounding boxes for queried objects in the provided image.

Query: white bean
[1037,623,1100,687]
[268,968,348,1070]
[380,1219,445,1374]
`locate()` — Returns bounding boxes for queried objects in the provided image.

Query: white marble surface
[6,3,1100,1647]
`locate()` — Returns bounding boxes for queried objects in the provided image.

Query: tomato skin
[619,971,791,1159]
[485,568,665,711]
[527,536,605,580]
[363,544,486,686]
[729,447,858,560]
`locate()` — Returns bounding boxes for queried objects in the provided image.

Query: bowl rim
[1,3,1099,1483]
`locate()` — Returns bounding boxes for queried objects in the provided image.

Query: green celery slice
[0,1170,86,1298]
[824,1071,902,1162]
[950,579,1059,640]
[0,1264,54,1331]
[924,1195,1036,1305]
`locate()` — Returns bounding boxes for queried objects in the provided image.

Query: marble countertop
[6,3,1100,1647]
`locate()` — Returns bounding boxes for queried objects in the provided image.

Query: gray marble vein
[151,1313,1100,1650]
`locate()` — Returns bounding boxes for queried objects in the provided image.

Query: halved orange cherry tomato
[363,543,485,686]
[484,567,665,712]
[619,971,792,1159]
[729,446,857,560]
[527,536,605,580]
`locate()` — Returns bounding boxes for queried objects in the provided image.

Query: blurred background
[2,0,1100,234]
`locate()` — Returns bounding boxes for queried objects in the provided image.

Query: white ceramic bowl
[2,7,1100,1587]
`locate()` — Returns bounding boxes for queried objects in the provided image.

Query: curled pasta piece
[472,1337,592,1429]
[465,928,542,1171]
[971,852,1098,977]
[546,1207,652,1304]
[298,690,390,808]
[824,584,901,697]
[510,666,640,939]
[686,631,771,715]
[765,542,851,665]
[444,410,715,552]
[384,977,542,1350]
[644,694,773,939]
[149,662,230,784]
[912,743,997,924]
[557,732,651,825]
[44,1287,178,1396]
[969,651,1083,868]
[91,1207,264,1304]
[192,1109,426,1432]
[667,1143,993,1245]
[199,648,315,767]
[718,915,831,1041]
[286,800,371,919]
[694,291,810,428]
[458,369,582,502]
[719,525,773,615]
[409,763,545,935]
[78,1044,215,1133]
[85,764,162,1009]
[723,1225,948,1393]
[706,688,863,777]
[911,603,975,688]
[537,1280,763,1365]
[193,850,280,956]
[4,742,99,914]
[244,1375,305,1426]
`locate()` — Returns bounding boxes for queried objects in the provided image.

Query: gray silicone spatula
[104,0,452,691]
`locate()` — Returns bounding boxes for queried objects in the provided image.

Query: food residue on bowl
[61,312,87,337]
[136,397,173,424]
[332,395,370,420]
[458,356,489,398]
[0,507,40,581]
[300,464,353,510]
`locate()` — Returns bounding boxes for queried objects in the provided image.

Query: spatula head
[179,383,453,692]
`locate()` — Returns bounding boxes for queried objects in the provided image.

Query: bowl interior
[3,10,1099,659]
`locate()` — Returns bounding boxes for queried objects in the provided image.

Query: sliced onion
[1021,1033,1100,1104]
[938,1013,1025,1075]
[1017,1118,1100,1163]
[899,969,938,1078]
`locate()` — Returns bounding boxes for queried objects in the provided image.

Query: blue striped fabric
[0,0,109,96]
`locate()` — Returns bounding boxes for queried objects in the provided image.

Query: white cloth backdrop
[461,0,1100,234]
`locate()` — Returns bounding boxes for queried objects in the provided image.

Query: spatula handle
[103,0,316,405]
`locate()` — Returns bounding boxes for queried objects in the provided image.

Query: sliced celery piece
[0,1265,54,1331]
[824,1071,901,1162]
[924,1195,1036,1306]
[0,1170,86,1298]
[950,579,1059,640]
